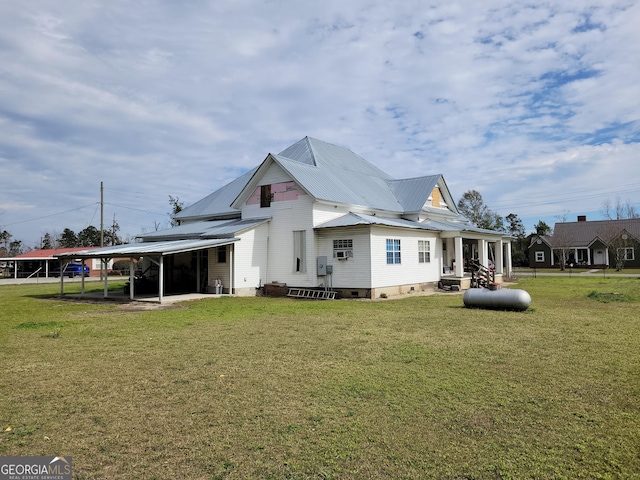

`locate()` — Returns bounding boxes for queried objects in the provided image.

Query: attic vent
[431,187,441,208]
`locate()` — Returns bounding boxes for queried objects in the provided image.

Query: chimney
[577,215,587,222]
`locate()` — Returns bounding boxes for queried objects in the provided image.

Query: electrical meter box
[317,256,327,276]
[326,264,333,274]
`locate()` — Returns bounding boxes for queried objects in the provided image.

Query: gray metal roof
[387,176,440,212]
[139,218,270,241]
[315,213,445,232]
[173,137,475,225]
[174,168,257,221]
[273,154,404,211]
[55,238,238,259]
[316,212,506,237]
[551,218,640,247]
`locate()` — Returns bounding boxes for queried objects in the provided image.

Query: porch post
[454,236,464,277]
[495,240,503,274]
[587,248,591,266]
[478,239,488,266]
[504,241,512,276]
[229,245,234,294]
[158,256,164,304]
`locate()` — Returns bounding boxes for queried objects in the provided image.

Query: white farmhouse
[59,137,512,300]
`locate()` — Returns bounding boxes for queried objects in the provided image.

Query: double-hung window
[386,239,401,264]
[418,240,431,263]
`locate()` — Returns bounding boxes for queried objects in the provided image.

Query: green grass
[1,278,639,479]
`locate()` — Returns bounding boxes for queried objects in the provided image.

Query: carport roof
[54,238,238,259]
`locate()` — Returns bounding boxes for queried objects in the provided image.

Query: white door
[594,249,606,265]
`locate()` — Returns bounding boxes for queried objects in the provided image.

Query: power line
[2,203,98,226]
[104,201,166,216]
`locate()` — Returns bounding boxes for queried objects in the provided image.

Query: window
[333,239,353,259]
[535,251,544,262]
[418,240,431,263]
[293,230,306,272]
[386,239,401,264]
[260,185,272,208]
[217,245,227,263]
[618,247,635,261]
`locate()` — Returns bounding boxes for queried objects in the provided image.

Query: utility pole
[100,181,104,281]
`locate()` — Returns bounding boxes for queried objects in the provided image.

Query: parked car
[52,263,90,278]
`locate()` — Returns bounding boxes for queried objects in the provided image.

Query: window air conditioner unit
[335,250,353,260]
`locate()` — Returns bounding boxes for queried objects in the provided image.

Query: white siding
[315,226,372,288]
[370,226,441,288]
[259,162,292,185]
[232,223,269,295]
[312,202,352,227]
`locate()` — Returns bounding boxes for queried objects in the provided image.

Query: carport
[55,238,238,303]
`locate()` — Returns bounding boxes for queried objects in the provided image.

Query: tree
[78,226,101,247]
[602,197,639,220]
[1,230,12,252]
[534,221,552,236]
[58,228,78,248]
[506,213,528,266]
[597,224,635,271]
[105,215,122,246]
[41,233,53,250]
[552,211,578,270]
[9,240,23,256]
[168,195,184,227]
[457,190,504,231]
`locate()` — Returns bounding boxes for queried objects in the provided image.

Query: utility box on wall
[317,256,327,276]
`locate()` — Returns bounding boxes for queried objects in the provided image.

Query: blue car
[52,263,90,277]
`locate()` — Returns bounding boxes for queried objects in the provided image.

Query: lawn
[1,278,639,479]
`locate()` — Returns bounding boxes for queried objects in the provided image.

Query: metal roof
[551,218,640,247]
[173,137,476,226]
[174,168,257,221]
[55,238,238,259]
[138,217,270,241]
[316,212,506,237]
[315,213,443,231]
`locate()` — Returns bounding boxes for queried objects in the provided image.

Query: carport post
[103,257,109,298]
[158,256,164,304]
[129,258,135,300]
[81,259,86,295]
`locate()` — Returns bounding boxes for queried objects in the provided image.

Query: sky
[1,0,639,248]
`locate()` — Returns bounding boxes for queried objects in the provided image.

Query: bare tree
[602,197,639,220]
[597,223,635,271]
[551,210,573,270]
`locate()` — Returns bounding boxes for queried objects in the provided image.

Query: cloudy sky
[1,0,639,248]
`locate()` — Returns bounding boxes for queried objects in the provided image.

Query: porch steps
[287,288,336,300]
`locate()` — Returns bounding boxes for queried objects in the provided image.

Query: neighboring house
[528,216,640,269]
[59,137,512,300]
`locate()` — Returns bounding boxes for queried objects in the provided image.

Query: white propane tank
[463,288,531,311]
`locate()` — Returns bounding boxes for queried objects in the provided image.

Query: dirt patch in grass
[39,296,187,311]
